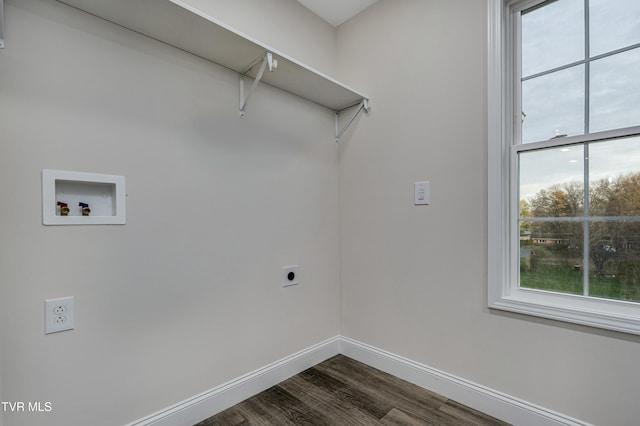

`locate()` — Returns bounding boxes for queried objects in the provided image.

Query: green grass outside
[521,263,640,302]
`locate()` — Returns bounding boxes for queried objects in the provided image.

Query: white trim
[512,125,640,153]
[126,336,590,426]
[487,0,640,335]
[339,337,592,426]
[125,337,341,426]
[487,0,510,307]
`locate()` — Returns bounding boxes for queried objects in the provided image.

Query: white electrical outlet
[414,181,430,205]
[45,296,74,334]
[282,265,299,287]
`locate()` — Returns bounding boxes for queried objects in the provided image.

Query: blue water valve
[79,202,91,216]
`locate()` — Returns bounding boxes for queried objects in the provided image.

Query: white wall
[337,1,640,425]
[0,1,340,425]
[181,0,337,76]
[4,0,640,425]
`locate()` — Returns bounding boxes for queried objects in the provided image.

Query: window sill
[490,288,640,335]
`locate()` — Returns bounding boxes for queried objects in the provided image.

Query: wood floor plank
[195,355,512,426]
[197,403,250,425]
[380,408,432,425]
[313,356,450,421]
[439,399,510,426]
[278,373,384,426]
[249,385,327,425]
[233,397,285,426]
[319,355,448,406]
[298,366,393,419]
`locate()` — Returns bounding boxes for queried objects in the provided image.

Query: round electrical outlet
[282,265,299,287]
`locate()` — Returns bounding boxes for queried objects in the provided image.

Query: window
[488,0,640,333]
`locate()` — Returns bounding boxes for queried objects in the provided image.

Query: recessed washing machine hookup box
[42,170,126,225]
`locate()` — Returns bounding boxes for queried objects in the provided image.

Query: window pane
[589,136,640,217]
[522,66,584,143]
[590,0,640,57]
[521,0,584,77]
[519,145,584,216]
[519,220,584,295]
[589,48,640,133]
[589,221,640,302]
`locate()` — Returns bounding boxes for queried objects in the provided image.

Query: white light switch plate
[414,181,430,205]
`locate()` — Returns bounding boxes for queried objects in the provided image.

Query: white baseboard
[339,336,591,426]
[125,336,341,426]
[126,335,590,426]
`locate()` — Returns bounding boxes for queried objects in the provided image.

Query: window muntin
[589,0,640,56]
[517,136,640,301]
[590,48,640,133]
[519,0,640,144]
[521,0,584,78]
[488,0,640,334]
[519,144,584,219]
[512,1,640,305]
[521,66,584,143]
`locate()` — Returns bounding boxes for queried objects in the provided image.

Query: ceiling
[296,0,380,27]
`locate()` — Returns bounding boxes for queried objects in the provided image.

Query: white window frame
[487,0,640,335]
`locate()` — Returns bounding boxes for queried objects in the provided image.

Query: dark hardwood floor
[195,355,510,425]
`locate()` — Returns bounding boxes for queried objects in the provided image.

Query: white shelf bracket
[239,51,278,117]
[335,98,370,142]
[0,0,5,49]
